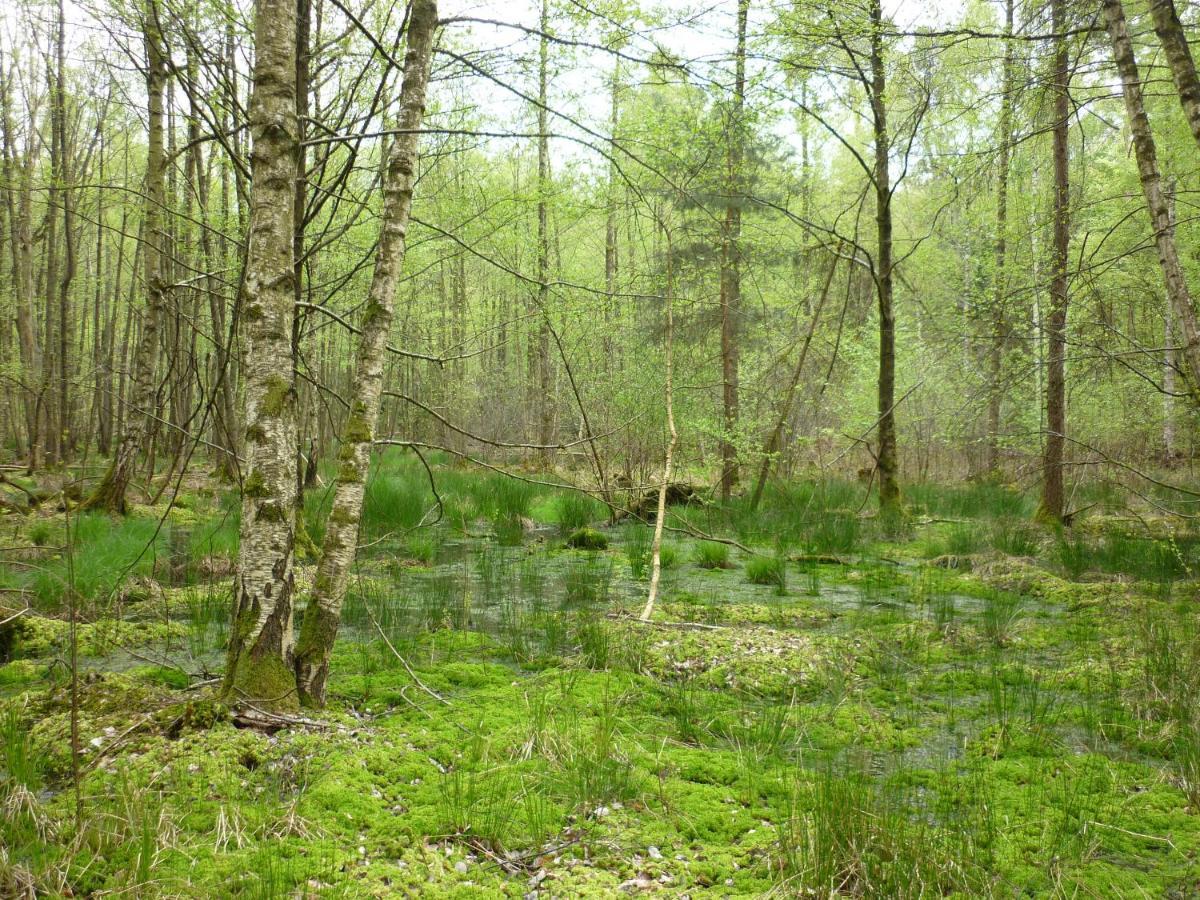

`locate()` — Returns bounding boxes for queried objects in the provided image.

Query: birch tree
[82,1,166,513]
[222,0,303,710]
[1102,0,1200,404]
[294,0,439,707]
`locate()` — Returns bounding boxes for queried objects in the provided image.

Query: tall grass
[777,767,986,897]
[1056,529,1195,582]
[746,555,787,593]
[906,482,1030,519]
[29,513,166,611]
[552,491,604,532]
[362,470,430,539]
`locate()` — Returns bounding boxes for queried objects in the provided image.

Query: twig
[606,613,725,631]
[0,606,29,627]
[370,614,449,706]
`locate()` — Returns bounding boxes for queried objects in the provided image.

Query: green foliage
[745,555,787,593]
[623,524,652,580]
[566,527,608,550]
[553,491,604,532]
[694,540,731,569]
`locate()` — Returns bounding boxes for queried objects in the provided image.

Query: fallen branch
[606,613,725,631]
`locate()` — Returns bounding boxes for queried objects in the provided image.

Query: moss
[255,501,286,523]
[10,615,185,659]
[341,401,374,445]
[260,374,292,418]
[242,470,270,499]
[0,658,46,686]
[127,664,190,690]
[566,527,608,550]
[223,647,299,712]
[14,487,1200,897]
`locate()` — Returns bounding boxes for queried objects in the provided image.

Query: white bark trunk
[294,0,438,707]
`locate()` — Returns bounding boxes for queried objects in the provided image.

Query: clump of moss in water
[566,527,608,550]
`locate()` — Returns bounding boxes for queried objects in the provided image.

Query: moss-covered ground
[2,462,1200,896]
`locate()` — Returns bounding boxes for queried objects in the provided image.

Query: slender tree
[986,0,1017,477]
[294,0,439,707]
[535,0,554,464]
[1038,0,1071,523]
[718,0,748,501]
[82,2,167,513]
[869,0,900,518]
[1147,0,1200,150]
[1103,0,1200,400]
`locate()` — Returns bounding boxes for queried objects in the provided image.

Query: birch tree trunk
[82,2,166,513]
[640,225,676,623]
[1103,0,1200,404]
[222,0,302,711]
[294,0,438,707]
[1147,0,1200,150]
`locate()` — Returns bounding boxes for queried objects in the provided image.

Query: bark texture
[1103,0,1200,403]
[294,0,438,707]
[986,0,1015,476]
[1039,0,1070,524]
[870,0,899,518]
[718,0,748,501]
[1148,0,1200,151]
[83,2,166,513]
[223,0,302,711]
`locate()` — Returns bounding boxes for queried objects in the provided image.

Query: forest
[2,0,1200,894]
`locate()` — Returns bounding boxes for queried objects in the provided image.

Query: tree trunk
[82,2,167,514]
[718,0,748,501]
[749,252,839,511]
[640,224,676,623]
[1147,0,1200,150]
[986,0,1015,477]
[1,61,41,468]
[222,0,302,712]
[53,0,75,461]
[604,60,619,381]
[535,0,553,466]
[1038,0,1070,524]
[870,0,900,519]
[293,0,437,706]
[1103,0,1200,403]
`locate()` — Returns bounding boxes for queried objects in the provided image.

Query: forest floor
[2,455,1200,897]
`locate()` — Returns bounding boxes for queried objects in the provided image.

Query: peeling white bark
[223,0,302,710]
